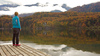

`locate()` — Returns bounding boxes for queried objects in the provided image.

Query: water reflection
[0,29,100,56]
[1,29,100,44]
[61,48,100,56]
[0,41,100,56]
[24,43,100,56]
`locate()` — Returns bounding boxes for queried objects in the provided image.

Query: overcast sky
[7,0,100,7]
[0,0,100,15]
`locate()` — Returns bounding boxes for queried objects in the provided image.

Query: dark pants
[13,28,20,44]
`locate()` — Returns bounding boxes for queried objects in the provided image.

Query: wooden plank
[0,44,51,56]
[23,45,45,56]
[10,45,28,56]
[17,46,35,56]
[22,45,44,56]
[7,45,22,56]
[4,45,16,56]
[0,47,6,56]
[18,46,34,55]
[23,44,45,54]
[19,46,39,56]
[1,45,11,56]
[18,55,23,56]
[7,45,23,56]
[21,44,41,55]
[22,44,50,56]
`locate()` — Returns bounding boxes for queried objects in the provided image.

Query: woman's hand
[20,29,21,31]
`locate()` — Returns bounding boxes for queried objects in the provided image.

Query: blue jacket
[12,16,21,29]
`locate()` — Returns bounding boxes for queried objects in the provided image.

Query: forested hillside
[68,2,100,12]
[0,12,100,29]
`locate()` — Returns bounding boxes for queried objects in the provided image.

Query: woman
[12,12,21,46]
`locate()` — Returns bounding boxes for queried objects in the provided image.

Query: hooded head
[14,12,18,16]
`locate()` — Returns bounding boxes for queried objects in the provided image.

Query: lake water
[0,29,100,56]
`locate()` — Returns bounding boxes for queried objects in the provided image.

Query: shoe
[13,44,16,46]
[16,44,21,46]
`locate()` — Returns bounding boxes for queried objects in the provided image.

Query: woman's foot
[13,44,16,46]
[16,44,21,46]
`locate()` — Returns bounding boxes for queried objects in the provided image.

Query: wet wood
[0,44,50,56]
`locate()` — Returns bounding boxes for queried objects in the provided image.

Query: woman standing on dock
[12,12,21,46]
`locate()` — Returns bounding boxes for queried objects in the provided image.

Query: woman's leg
[16,28,20,45]
[12,33,16,44]
[16,32,19,44]
[13,28,16,45]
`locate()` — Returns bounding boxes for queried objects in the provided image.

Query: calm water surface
[0,29,100,56]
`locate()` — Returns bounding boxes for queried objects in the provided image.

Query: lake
[0,28,100,56]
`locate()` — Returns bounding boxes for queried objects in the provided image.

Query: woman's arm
[17,17,21,30]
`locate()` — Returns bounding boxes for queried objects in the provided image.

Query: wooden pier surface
[0,44,50,56]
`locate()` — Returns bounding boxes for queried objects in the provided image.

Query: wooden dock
[0,44,50,56]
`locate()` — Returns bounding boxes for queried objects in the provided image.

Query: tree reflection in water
[0,29,100,56]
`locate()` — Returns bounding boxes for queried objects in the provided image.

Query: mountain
[18,10,62,17]
[68,2,100,12]
[50,10,62,12]
[1,12,100,29]
[18,13,34,17]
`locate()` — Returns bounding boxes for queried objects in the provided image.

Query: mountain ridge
[68,2,100,12]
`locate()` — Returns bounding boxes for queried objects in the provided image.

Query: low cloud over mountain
[53,4,58,6]
[0,4,19,8]
[0,4,19,11]
[0,0,19,11]
[0,0,71,15]
[62,4,71,10]
[24,3,40,7]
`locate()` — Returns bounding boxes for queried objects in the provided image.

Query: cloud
[0,0,14,5]
[66,0,100,8]
[10,5,66,13]
[0,0,100,15]
[6,0,100,7]
[0,5,66,15]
